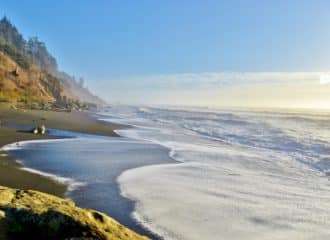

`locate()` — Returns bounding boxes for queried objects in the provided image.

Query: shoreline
[4,132,173,240]
[2,139,87,195]
[0,104,125,197]
[0,105,167,239]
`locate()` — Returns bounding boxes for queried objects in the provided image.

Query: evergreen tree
[0,16,26,52]
[26,37,58,72]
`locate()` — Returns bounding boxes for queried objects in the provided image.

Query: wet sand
[6,137,175,239]
[0,103,175,238]
[0,103,125,197]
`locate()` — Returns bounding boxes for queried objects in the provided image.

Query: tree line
[0,16,57,72]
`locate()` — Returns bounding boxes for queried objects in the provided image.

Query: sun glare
[320,74,330,85]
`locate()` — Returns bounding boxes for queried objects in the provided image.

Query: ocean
[4,106,330,239]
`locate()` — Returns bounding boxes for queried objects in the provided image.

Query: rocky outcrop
[0,186,148,240]
[31,125,46,135]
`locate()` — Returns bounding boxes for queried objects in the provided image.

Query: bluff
[0,16,105,109]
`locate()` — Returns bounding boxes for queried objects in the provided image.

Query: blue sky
[1,0,330,108]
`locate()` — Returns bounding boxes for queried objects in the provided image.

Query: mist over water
[103,106,330,240]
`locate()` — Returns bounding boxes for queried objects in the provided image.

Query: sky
[1,0,330,109]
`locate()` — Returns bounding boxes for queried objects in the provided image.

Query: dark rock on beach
[31,125,46,135]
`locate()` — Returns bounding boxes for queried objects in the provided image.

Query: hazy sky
[1,0,330,108]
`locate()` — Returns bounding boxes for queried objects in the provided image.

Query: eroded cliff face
[0,52,62,104]
[0,16,105,107]
[0,186,148,240]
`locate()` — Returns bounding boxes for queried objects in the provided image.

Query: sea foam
[103,106,330,240]
[1,138,87,195]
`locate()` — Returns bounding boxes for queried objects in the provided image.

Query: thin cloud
[98,71,330,106]
[108,72,327,90]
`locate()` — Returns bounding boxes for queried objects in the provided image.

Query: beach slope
[0,105,124,196]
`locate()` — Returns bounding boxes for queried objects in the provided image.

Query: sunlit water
[100,106,330,240]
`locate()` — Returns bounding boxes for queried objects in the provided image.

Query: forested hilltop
[0,16,105,110]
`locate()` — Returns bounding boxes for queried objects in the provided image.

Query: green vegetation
[0,16,105,109]
[26,37,58,73]
[0,17,56,71]
[0,186,148,239]
[0,37,30,69]
[0,16,25,52]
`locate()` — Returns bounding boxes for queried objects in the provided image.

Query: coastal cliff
[0,16,149,240]
[0,186,148,240]
[0,16,105,108]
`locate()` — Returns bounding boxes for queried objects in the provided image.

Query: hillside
[0,16,105,109]
[0,50,62,105]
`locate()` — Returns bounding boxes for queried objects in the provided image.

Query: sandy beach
[0,103,175,239]
[0,103,125,197]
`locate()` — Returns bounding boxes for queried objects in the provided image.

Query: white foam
[20,167,86,193]
[109,105,330,240]
[1,138,75,151]
[1,139,86,195]
[119,152,330,240]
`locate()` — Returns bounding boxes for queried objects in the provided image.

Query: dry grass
[0,52,58,104]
